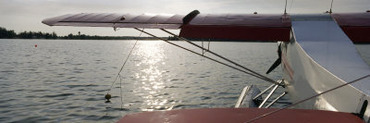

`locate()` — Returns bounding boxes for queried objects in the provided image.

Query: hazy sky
[0,0,369,36]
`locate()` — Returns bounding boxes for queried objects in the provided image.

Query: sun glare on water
[132,41,174,111]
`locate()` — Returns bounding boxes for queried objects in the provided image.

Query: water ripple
[2,40,363,122]
[44,93,75,98]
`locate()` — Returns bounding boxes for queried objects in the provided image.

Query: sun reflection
[133,41,172,111]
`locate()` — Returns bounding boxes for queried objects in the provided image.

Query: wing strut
[161,29,280,85]
[134,27,282,85]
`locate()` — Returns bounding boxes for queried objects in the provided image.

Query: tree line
[0,27,177,40]
[1,27,58,39]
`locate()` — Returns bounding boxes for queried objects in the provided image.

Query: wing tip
[41,18,54,26]
[41,14,73,26]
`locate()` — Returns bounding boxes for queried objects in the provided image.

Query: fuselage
[282,14,370,122]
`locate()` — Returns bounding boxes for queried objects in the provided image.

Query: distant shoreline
[0,26,175,40]
[0,26,275,42]
[2,27,367,43]
[0,38,281,43]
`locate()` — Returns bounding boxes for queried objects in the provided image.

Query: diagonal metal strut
[134,28,281,85]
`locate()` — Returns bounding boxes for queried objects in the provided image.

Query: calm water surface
[0,39,369,122]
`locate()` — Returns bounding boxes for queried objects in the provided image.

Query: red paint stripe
[180,25,291,42]
[340,26,370,43]
[118,108,363,123]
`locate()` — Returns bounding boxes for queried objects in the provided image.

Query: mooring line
[245,74,370,123]
[134,28,281,85]
[106,29,143,95]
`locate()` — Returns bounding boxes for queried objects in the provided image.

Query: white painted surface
[292,18,370,95]
[285,15,370,122]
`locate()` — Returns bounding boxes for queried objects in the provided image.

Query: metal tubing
[258,80,282,108]
[160,28,281,85]
[265,92,287,108]
[135,28,280,85]
[253,84,275,100]
[246,75,370,123]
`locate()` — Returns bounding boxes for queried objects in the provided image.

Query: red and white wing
[332,12,370,44]
[42,11,291,41]
[42,11,370,43]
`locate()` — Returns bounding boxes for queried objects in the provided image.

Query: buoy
[105,93,111,102]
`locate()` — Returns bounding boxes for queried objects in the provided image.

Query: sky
[0,0,369,36]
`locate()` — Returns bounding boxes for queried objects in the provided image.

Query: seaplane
[42,3,370,123]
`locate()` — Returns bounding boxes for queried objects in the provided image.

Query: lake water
[0,39,369,122]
